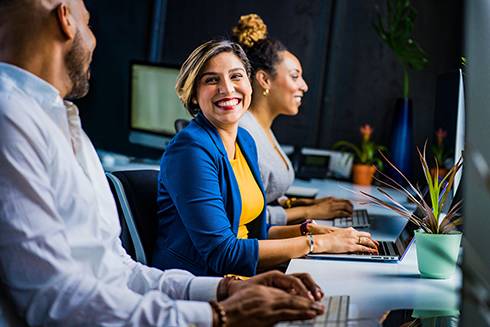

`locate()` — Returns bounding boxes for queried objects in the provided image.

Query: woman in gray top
[235,14,353,225]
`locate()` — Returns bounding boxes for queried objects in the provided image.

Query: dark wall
[161,0,334,148]
[78,0,157,157]
[319,0,463,152]
[78,0,463,164]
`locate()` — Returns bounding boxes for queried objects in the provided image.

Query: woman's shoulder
[164,119,218,158]
[174,119,207,140]
[238,111,260,136]
[238,112,270,146]
[237,125,256,146]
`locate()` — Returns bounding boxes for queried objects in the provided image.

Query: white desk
[288,178,462,322]
[287,245,461,322]
[293,178,417,241]
[97,150,160,172]
[292,178,413,215]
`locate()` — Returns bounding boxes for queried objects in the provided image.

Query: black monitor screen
[130,62,190,144]
[304,155,329,167]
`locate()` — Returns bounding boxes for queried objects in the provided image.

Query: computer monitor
[129,61,190,149]
[433,69,465,196]
[453,69,465,196]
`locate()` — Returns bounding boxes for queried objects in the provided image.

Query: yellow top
[229,143,264,239]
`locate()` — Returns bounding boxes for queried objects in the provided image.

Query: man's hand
[226,270,324,301]
[219,285,324,327]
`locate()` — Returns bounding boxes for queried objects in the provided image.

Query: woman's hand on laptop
[304,197,353,220]
[311,228,379,254]
[309,223,339,235]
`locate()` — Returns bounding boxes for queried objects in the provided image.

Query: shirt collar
[0,62,63,110]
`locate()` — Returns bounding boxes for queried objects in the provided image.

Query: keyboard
[375,241,397,256]
[276,295,350,327]
[333,209,370,228]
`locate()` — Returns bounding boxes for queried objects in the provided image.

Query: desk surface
[287,245,461,322]
[293,178,414,214]
[288,178,461,322]
[294,178,417,241]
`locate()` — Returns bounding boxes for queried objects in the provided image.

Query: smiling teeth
[218,99,239,106]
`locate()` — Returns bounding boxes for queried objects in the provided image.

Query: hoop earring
[262,88,270,97]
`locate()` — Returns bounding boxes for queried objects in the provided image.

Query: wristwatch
[300,219,314,235]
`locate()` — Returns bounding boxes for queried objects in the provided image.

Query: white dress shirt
[0,62,220,326]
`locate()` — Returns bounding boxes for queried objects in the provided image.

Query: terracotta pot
[352,164,376,186]
[430,167,448,180]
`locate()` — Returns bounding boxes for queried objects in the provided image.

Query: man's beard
[65,32,91,100]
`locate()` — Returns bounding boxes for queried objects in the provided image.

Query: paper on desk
[286,185,319,198]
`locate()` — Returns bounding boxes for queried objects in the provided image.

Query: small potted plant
[334,124,386,186]
[360,145,463,279]
[430,128,451,179]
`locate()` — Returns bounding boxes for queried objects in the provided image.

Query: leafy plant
[334,124,386,170]
[373,0,429,98]
[359,144,463,234]
[431,128,451,168]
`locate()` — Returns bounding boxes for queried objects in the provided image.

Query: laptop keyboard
[372,241,397,257]
[334,209,370,228]
[276,295,349,327]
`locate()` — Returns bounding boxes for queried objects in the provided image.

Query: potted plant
[334,124,386,186]
[360,145,463,279]
[430,128,451,179]
[373,0,429,182]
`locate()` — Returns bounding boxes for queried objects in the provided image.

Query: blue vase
[390,98,413,183]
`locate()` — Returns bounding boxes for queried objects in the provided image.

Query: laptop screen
[394,221,418,256]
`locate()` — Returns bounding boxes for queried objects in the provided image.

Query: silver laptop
[307,221,417,262]
[332,209,370,228]
[276,295,349,327]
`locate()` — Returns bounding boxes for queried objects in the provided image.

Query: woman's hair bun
[232,13,268,48]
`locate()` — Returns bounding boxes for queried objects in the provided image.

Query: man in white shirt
[0,0,325,326]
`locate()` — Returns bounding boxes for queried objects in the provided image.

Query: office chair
[106,169,159,265]
[174,119,190,133]
[0,285,28,327]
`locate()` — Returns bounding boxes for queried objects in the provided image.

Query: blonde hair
[176,39,251,116]
[232,13,268,48]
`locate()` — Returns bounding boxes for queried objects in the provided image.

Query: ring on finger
[358,236,362,244]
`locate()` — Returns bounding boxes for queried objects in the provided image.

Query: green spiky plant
[360,144,463,234]
[373,0,429,98]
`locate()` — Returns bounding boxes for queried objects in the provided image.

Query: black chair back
[107,169,159,264]
[0,284,28,326]
[174,119,190,133]
[107,173,136,259]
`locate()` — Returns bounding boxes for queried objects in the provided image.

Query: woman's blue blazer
[152,113,268,276]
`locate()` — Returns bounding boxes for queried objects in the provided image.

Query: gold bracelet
[217,275,241,301]
[284,197,297,209]
[209,300,227,327]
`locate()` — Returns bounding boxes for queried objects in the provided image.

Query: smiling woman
[152,39,378,277]
[195,52,252,141]
[235,13,357,226]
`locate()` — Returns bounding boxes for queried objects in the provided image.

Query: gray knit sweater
[239,111,294,225]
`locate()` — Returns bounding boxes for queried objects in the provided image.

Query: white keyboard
[276,295,350,327]
[333,210,370,228]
